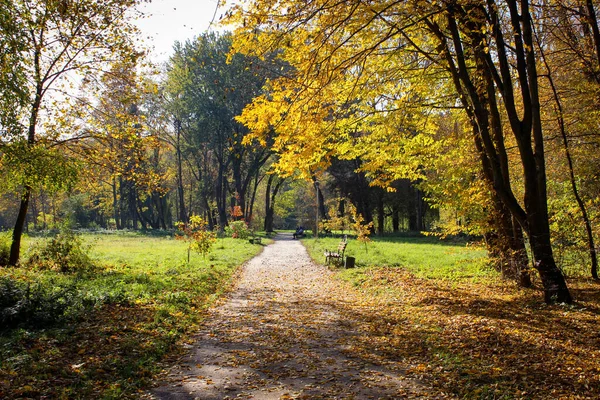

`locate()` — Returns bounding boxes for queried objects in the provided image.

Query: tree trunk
[431,2,567,298]
[159,194,168,230]
[130,184,138,230]
[247,169,261,225]
[175,119,187,223]
[216,165,228,228]
[530,225,572,303]
[9,82,41,265]
[232,156,246,219]
[203,196,215,230]
[377,190,385,235]
[9,187,31,266]
[119,176,127,229]
[264,175,274,232]
[415,188,424,231]
[509,0,571,302]
[112,176,121,229]
[317,186,327,221]
[586,0,600,77]
[392,204,400,233]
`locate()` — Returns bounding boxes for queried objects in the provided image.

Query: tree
[176,215,216,262]
[76,59,168,230]
[264,174,286,232]
[226,0,574,302]
[428,0,567,300]
[535,1,600,280]
[164,32,274,229]
[1,0,141,265]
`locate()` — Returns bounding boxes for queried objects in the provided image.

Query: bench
[325,239,347,265]
[249,232,262,244]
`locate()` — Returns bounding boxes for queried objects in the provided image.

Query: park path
[149,233,445,399]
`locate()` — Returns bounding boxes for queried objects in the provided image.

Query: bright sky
[135,0,230,63]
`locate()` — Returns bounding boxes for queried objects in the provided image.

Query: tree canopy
[1,0,600,305]
[223,0,600,302]
[0,0,143,264]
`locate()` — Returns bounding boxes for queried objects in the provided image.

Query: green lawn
[301,235,600,399]
[0,231,267,399]
[302,235,491,281]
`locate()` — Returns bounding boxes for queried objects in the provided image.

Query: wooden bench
[249,232,262,244]
[325,239,347,265]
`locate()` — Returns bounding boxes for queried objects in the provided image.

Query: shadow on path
[149,234,450,399]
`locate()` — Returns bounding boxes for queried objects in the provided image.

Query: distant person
[293,226,304,239]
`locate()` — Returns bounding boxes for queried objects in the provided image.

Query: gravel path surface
[149,233,441,399]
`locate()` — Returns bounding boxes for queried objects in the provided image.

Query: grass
[4,232,599,398]
[303,234,600,399]
[0,231,267,399]
[303,235,491,281]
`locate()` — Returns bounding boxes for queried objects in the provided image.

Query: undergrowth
[0,231,266,399]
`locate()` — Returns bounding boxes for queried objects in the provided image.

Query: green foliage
[0,141,79,195]
[0,276,79,330]
[0,231,10,266]
[26,229,93,273]
[61,193,94,229]
[225,220,251,239]
[175,215,217,260]
[35,212,57,231]
[0,0,26,139]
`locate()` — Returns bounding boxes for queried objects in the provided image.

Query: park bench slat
[324,239,347,265]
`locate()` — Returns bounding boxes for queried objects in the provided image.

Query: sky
[135,0,231,63]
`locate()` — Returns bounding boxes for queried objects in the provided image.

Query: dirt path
[150,233,446,399]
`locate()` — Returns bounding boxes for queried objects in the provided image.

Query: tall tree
[165,32,273,228]
[1,0,141,265]
[77,61,168,230]
[227,0,572,302]
[264,174,286,232]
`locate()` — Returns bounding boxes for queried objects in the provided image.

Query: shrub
[224,220,250,239]
[175,215,217,261]
[0,276,80,331]
[0,232,10,266]
[27,229,93,273]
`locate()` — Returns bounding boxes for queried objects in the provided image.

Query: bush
[27,229,93,273]
[224,220,250,239]
[0,232,10,266]
[0,276,79,331]
[175,215,217,261]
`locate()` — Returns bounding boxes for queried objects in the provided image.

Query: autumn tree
[1,0,142,265]
[77,61,169,230]
[264,173,286,232]
[534,1,600,280]
[225,0,578,302]
[164,32,274,228]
